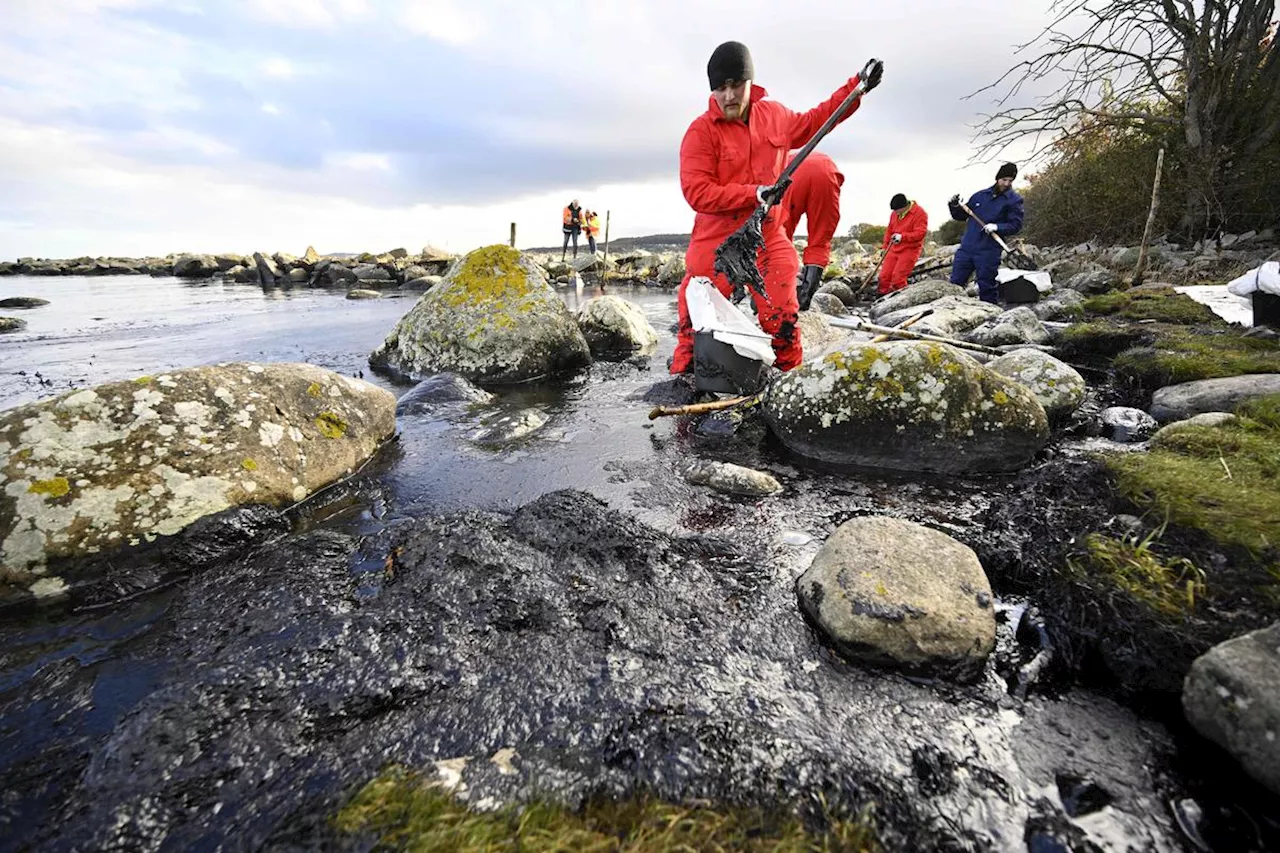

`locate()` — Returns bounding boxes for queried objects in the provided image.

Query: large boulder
[762,341,1050,474]
[369,245,590,385]
[810,292,847,316]
[253,251,282,286]
[797,516,996,678]
[171,254,219,278]
[796,310,851,361]
[869,279,957,321]
[987,349,1086,423]
[1183,623,1280,796]
[312,261,357,288]
[1063,267,1121,295]
[0,363,395,595]
[883,295,1003,338]
[1149,375,1280,422]
[964,307,1051,347]
[575,295,657,358]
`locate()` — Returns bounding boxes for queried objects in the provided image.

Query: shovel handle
[759,61,876,215]
[958,200,1012,253]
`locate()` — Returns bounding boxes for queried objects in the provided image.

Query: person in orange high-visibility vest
[879,193,928,294]
[562,200,583,260]
[583,210,601,254]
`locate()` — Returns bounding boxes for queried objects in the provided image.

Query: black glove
[949,194,961,207]
[756,174,793,208]
[863,58,884,92]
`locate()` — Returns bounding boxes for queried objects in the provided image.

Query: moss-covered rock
[1083,285,1222,325]
[762,341,1049,474]
[1113,328,1280,390]
[370,245,591,385]
[0,363,396,597]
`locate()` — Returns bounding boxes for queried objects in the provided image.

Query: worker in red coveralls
[878,193,928,294]
[780,152,845,311]
[669,41,882,374]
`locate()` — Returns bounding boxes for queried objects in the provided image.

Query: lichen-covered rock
[761,341,1049,474]
[1183,622,1280,796]
[657,254,685,286]
[987,349,1086,423]
[0,317,26,333]
[370,245,591,385]
[964,307,1050,347]
[0,363,396,595]
[869,279,957,321]
[576,295,657,358]
[904,296,1003,338]
[797,516,996,678]
[684,460,781,497]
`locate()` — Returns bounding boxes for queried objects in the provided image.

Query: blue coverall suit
[948,186,1024,304]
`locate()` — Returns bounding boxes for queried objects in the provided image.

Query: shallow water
[1,275,1275,851]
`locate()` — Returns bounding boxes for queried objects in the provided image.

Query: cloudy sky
[0,0,1060,259]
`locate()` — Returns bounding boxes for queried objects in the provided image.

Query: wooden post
[602,210,611,266]
[509,222,516,248]
[1132,148,1165,287]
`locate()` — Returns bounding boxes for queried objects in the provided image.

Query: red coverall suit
[671,78,865,374]
[878,201,928,294]
[781,152,844,269]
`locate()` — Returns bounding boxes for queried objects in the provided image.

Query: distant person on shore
[670,40,882,375]
[779,152,844,311]
[879,193,928,294]
[583,209,601,254]
[562,199,583,261]
[948,163,1023,304]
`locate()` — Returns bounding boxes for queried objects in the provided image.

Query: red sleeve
[781,76,863,149]
[903,205,929,248]
[679,119,759,215]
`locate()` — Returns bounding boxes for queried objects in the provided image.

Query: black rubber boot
[796,264,824,311]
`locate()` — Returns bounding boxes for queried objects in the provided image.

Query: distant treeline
[524,234,691,253]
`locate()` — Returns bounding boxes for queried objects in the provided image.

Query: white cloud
[260,57,296,78]
[400,0,487,45]
[326,151,394,172]
[241,0,369,28]
[260,102,282,115]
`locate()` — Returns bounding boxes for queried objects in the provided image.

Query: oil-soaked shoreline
[1,275,1277,851]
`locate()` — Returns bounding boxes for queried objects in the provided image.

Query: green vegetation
[1053,322,1151,361]
[930,219,964,246]
[1082,287,1221,325]
[334,767,879,852]
[1113,328,1280,390]
[1070,529,1205,618]
[1107,396,1280,557]
[852,223,886,246]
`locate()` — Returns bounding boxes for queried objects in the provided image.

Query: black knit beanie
[890,193,908,210]
[707,41,754,90]
[996,162,1018,181]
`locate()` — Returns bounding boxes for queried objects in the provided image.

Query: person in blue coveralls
[947,162,1024,304]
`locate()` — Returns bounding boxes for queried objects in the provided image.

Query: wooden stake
[1132,148,1165,287]
[509,222,517,248]
[603,210,611,266]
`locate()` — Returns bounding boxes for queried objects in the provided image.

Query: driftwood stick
[647,394,758,421]
[869,308,932,343]
[827,316,1002,355]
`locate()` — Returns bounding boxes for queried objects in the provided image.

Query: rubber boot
[796,264,824,311]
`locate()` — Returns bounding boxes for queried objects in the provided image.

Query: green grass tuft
[1071,529,1206,618]
[334,767,879,852]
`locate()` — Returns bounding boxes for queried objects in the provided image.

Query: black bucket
[693,332,770,395]
[1000,276,1041,304]
[1253,291,1280,327]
